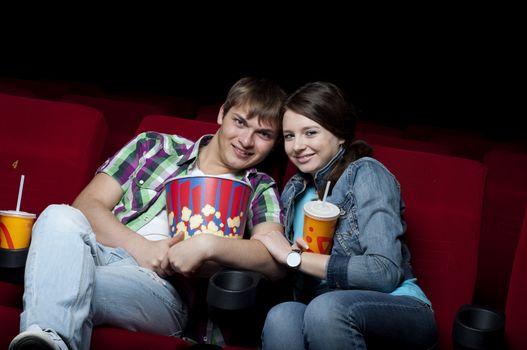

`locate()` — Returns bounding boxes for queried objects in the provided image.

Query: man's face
[216,104,278,171]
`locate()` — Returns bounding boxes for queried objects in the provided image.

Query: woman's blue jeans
[20,205,188,350]
[262,290,437,350]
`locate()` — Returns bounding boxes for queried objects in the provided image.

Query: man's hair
[223,77,286,131]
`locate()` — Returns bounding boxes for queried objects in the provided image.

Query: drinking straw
[322,180,331,205]
[16,174,25,212]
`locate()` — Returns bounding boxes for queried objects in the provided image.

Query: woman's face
[283,109,344,175]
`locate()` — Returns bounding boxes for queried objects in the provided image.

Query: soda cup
[0,210,36,250]
[303,200,340,254]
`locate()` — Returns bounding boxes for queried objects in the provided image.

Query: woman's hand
[252,230,293,265]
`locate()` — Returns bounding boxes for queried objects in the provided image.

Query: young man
[10,77,286,350]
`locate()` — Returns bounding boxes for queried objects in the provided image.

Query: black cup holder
[452,304,505,350]
[207,269,261,311]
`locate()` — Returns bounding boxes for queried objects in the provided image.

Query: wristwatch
[286,249,302,269]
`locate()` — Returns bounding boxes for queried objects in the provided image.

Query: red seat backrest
[136,114,219,140]
[0,93,107,215]
[372,145,487,350]
[505,206,527,350]
[60,94,165,160]
[474,150,527,310]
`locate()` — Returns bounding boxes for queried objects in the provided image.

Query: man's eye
[258,131,272,140]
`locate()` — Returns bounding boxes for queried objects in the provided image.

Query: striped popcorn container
[165,175,252,240]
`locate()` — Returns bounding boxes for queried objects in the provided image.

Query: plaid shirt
[97,132,283,233]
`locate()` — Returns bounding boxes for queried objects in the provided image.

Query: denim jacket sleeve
[326,159,405,293]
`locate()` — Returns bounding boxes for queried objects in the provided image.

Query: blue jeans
[20,205,188,350]
[262,290,437,350]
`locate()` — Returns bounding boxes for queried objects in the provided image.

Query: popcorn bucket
[165,175,252,240]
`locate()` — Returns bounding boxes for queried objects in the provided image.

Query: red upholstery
[372,146,486,350]
[0,281,23,308]
[91,327,192,349]
[59,94,165,160]
[0,305,22,350]
[0,93,107,215]
[136,114,219,139]
[0,85,35,98]
[505,206,527,350]
[195,103,222,122]
[474,150,527,310]
[355,120,403,137]
[355,131,451,155]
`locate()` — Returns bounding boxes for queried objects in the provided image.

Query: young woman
[254,82,437,349]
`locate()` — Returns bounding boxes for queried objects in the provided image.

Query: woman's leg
[304,290,437,350]
[261,301,306,350]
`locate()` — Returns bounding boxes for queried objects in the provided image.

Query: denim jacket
[281,148,415,293]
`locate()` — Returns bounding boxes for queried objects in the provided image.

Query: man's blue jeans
[262,290,437,350]
[20,205,188,350]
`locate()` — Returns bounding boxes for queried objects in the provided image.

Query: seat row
[1,94,527,348]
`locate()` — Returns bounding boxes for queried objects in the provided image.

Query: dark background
[0,7,521,140]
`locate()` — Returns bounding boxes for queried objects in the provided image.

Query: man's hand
[135,233,184,277]
[166,233,214,277]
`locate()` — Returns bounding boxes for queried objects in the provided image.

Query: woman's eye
[283,133,294,140]
[306,130,318,136]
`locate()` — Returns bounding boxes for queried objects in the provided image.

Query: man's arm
[166,221,286,280]
[72,173,176,276]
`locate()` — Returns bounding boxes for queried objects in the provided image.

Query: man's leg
[90,247,188,337]
[20,204,99,350]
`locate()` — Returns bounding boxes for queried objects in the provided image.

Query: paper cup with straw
[0,175,36,250]
[302,181,340,254]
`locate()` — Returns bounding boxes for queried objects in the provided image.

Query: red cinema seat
[136,114,219,140]
[0,93,107,215]
[474,150,527,310]
[0,306,22,350]
[195,103,222,122]
[59,94,165,160]
[505,206,527,350]
[355,131,451,155]
[372,146,487,350]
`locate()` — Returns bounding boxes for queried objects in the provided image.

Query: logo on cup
[303,201,340,254]
[0,210,36,250]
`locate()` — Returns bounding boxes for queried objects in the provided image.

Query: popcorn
[202,204,216,217]
[189,214,203,229]
[165,176,252,240]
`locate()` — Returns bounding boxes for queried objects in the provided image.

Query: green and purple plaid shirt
[97,132,283,234]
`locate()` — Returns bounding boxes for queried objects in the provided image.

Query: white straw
[16,174,25,212]
[322,181,331,205]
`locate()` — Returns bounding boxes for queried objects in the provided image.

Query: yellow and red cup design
[303,201,340,254]
[0,210,36,250]
[165,175,252,240]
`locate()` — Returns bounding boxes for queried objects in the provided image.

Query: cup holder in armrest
[452,304,505,350]
[206,269,262,311]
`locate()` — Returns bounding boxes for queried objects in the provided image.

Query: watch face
[287,251,301,268]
